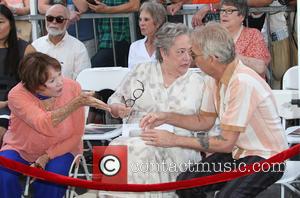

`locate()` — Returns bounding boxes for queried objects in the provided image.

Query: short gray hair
[155,23,189,63]
[140,1,167,29]
[221,0,248,17]
[191,22,235,64]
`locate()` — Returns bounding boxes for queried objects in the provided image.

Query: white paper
[121,124,174,137]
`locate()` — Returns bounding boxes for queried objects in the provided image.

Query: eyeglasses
[46,15,68,24]
[124,80,144,108]
[123,80,144,124]
[175,48,192,58]
[191,51,203,61]
[219,9,239,15]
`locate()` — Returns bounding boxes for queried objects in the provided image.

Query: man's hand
[140,128,177,147]
[167,2,183,15]
[140,112,168,129]
[109,103,131,118]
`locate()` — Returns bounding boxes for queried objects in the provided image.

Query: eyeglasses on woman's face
[219,8,239,15]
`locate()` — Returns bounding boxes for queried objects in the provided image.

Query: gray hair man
[32,4,91,80]
[140,22,288,198]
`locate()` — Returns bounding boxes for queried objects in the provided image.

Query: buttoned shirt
[128,37,157,70]
[32,32,91,79]
[200,59,288,159]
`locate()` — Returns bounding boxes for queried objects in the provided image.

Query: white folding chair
[23,154,90,198]
[282,66,299,90]
[275,161,300,198]
[65,154,91,198]
[272,89,300,197]
[281,65,299,129]
[76,67,129,143]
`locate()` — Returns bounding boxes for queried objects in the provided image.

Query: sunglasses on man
[46,15,68,24]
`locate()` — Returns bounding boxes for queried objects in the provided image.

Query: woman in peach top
[0,52,110,198]
[220,0,271,78]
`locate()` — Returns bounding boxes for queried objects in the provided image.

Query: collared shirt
[32,32,91,80]
[96,0,131,49]
[128,37,157,70]
[200,59,288,159]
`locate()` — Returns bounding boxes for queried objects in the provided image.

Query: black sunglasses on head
[46,15,67,24]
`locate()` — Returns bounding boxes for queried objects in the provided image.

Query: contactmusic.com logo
[93,146,128,184]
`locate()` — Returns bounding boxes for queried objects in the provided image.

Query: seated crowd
[0,0,297,198]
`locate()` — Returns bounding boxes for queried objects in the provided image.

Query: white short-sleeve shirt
[128,37,157,70]
[32,32,91,80]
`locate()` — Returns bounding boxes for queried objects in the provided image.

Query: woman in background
[128,1,167,69]
[0,4,35,144]
[220,0,271,78]
[104,23,205,198]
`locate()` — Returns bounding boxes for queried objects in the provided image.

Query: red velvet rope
[0,144,299,192]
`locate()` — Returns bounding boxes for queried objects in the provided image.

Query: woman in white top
[102,23,205,198]
[128,1,167,69]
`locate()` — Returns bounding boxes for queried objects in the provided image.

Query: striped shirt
[200,59,288,159]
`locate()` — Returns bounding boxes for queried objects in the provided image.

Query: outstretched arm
[141,128,239,153]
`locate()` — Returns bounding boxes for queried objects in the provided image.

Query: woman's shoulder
[242,27,262,37]
[130,38,146,47]
[63,78,81,89]
[8,83,31,100]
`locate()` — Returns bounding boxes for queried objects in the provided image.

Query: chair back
[76,67,129,121]
[282,66,299,90]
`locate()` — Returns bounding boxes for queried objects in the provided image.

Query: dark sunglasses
[46,15,67,24]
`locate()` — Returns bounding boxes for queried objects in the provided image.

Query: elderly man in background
[32,4,91,80]
[141,23,288,198]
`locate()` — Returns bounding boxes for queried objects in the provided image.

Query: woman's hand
[167,2,183,16]
[140,112,168,129]
[192,6,210,28]
[109,103,131,118]
[140,128,177,147]
[78,91,111,112]
[32,154,50,169]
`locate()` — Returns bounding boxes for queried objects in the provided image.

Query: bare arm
[0,101,7,109]
[247,0,273,7]
[238,55,267,75]
[24,44,36,56]
[140,112,216,132]
[73,0,89,13]
[141,128,239,153]
[51,92,109,127]
[38,0,51,14]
